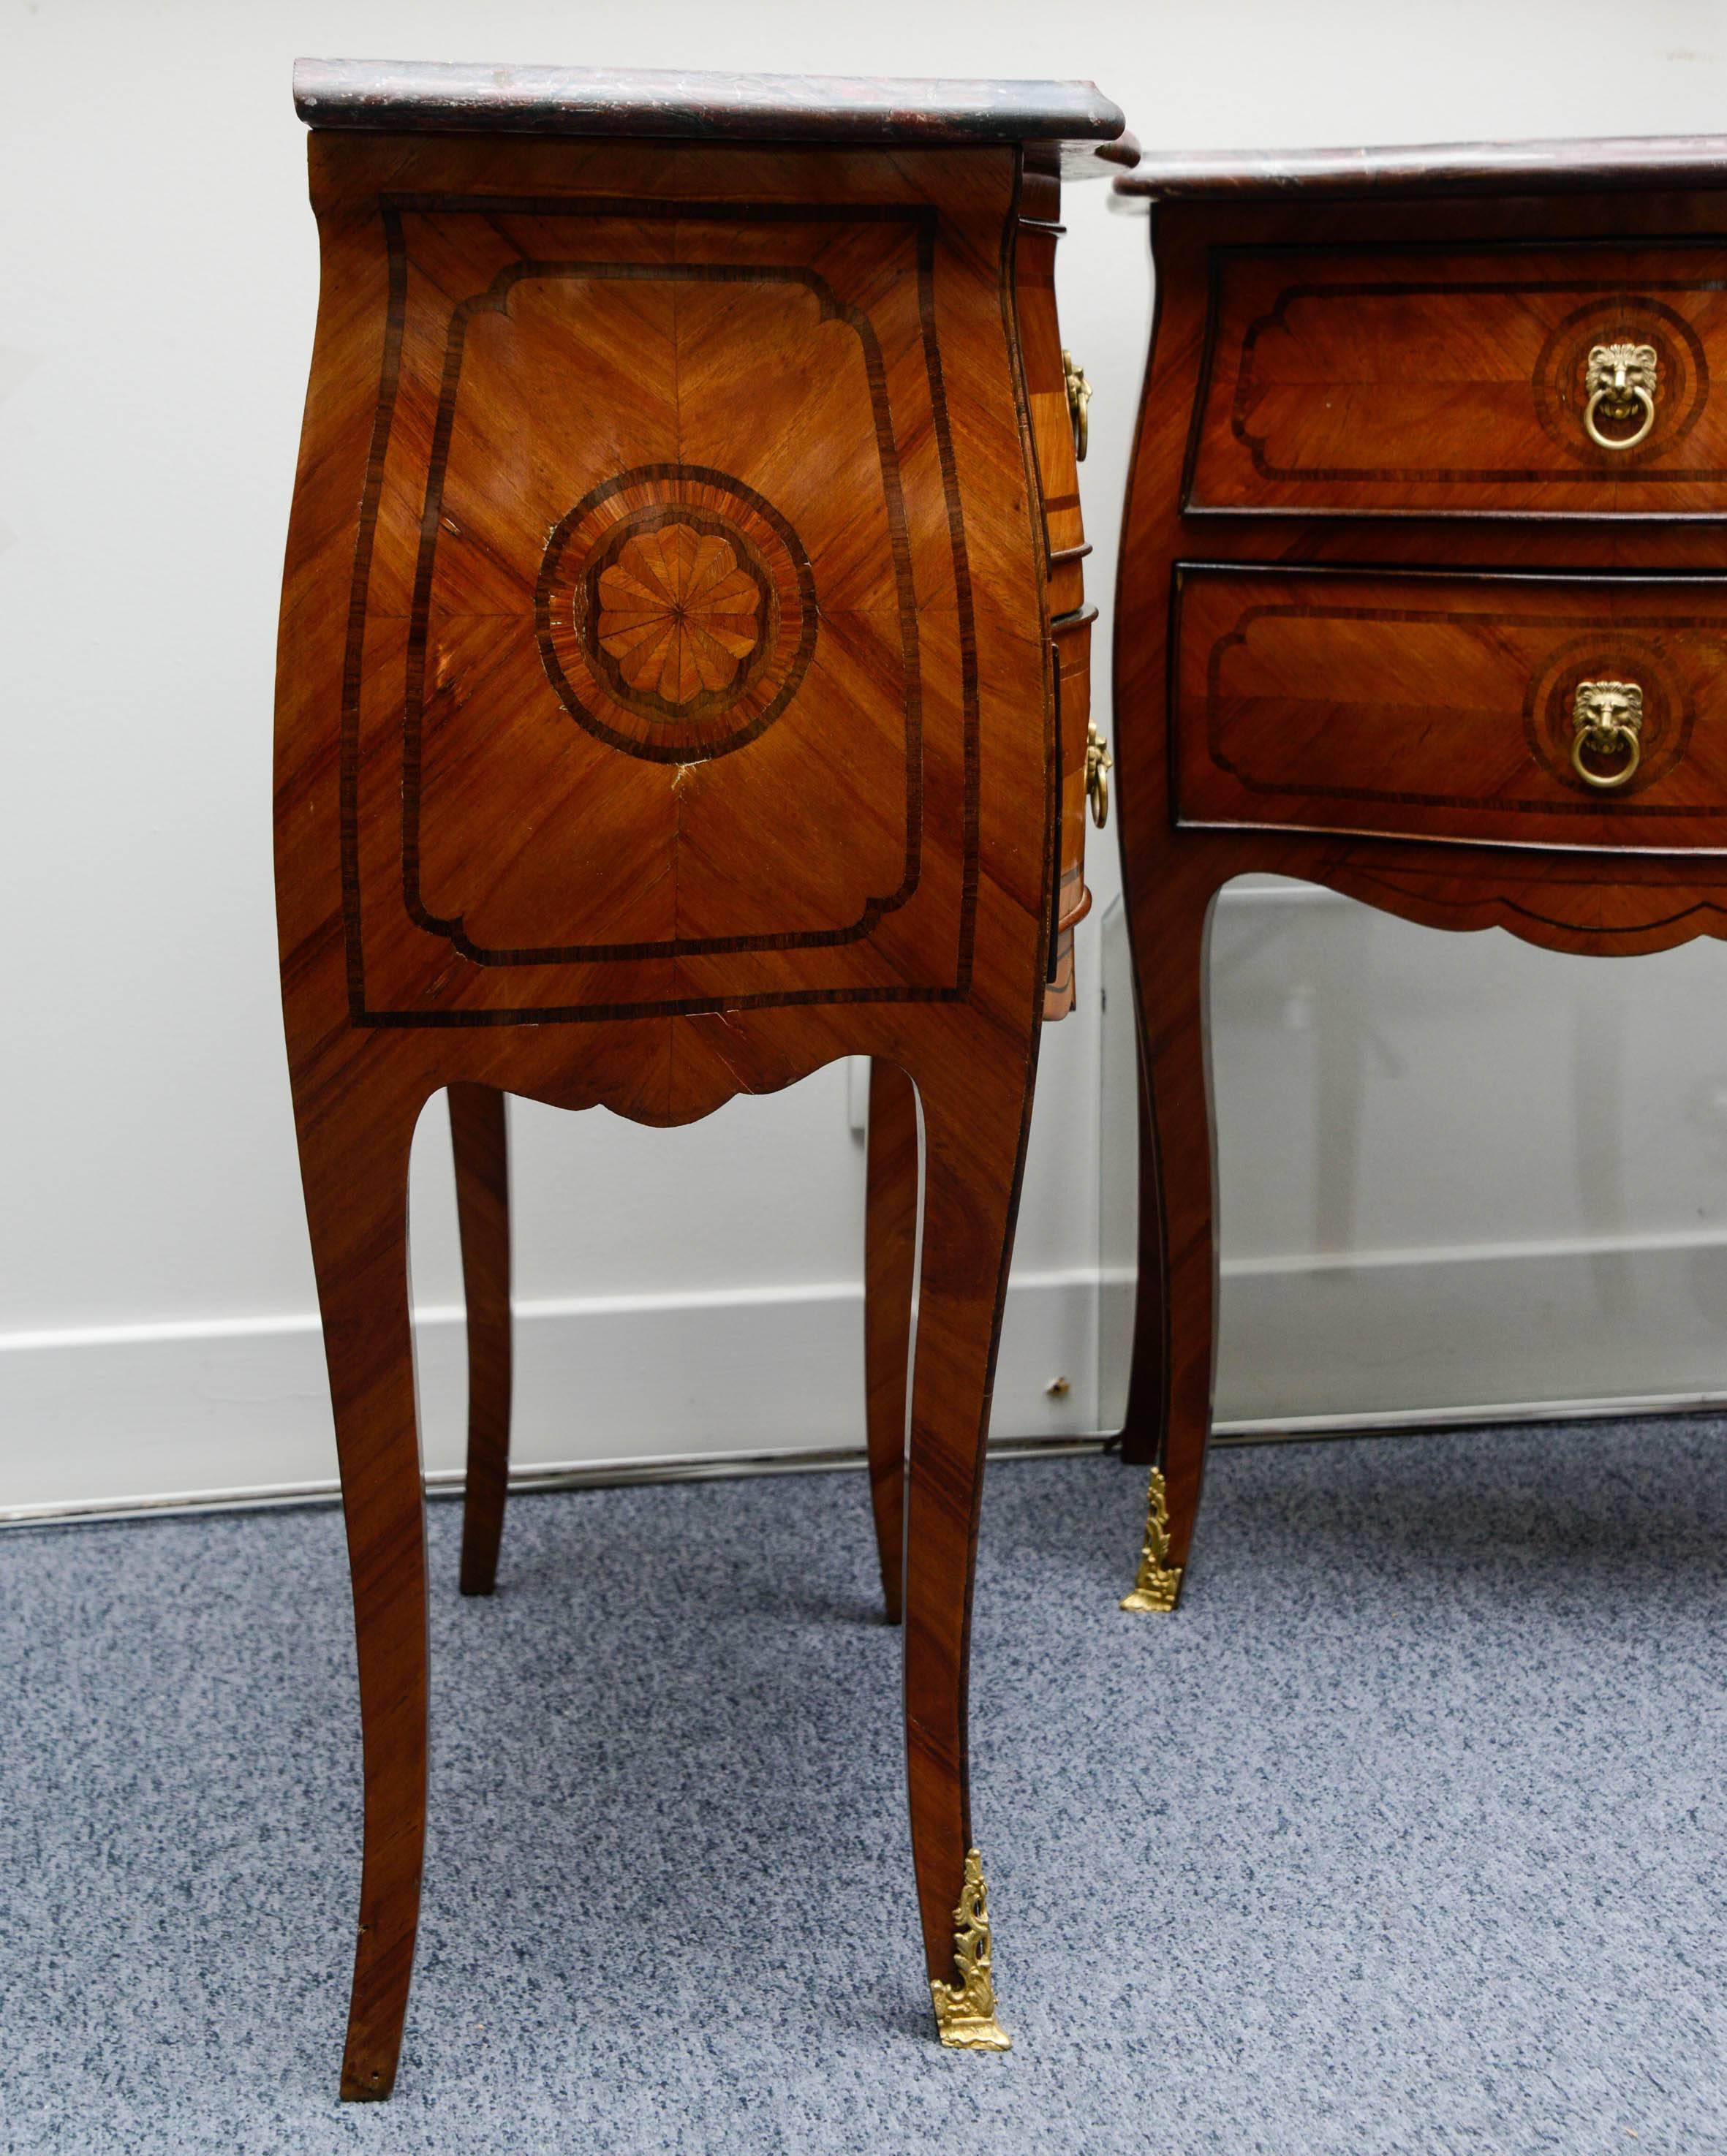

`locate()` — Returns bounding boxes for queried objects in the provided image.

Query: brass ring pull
[1062,349,1091,463]
[1584,384,1655,451]
[1085,721,1111,826]
[1571,723,1641,788]
[1582,343,1658,453]
[1571,678,1644,790]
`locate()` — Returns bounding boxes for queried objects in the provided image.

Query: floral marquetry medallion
[595,525,760,704]
[537,465,818,763]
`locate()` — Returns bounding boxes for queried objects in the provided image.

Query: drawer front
[1016,222,1089,613]
[1174,569,1727,850]
[1044,608,1095,1019]
[1019,203,1092,1023]
[1189,243,1727,516]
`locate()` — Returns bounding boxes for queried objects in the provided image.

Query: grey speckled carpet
[3,1419,1726,2155]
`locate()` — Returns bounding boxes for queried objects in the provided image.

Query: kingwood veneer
[276,57,1128,2097]
[1111,137,1727,1611]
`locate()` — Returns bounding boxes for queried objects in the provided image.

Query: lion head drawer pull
[1571,678,1644,789]
[1062,348,1092,461]
[1085,720,1113,825]
[1583,344,1658,452]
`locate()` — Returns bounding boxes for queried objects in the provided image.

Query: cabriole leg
[864,1058,919,1624]
[1119,876,1221,1612]
[292,1070,429,2100]
[450,1084,513,1597]
[901,1056,1035,2051]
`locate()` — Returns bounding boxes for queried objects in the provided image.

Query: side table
[276,58,1129,2094]
[1109,136,1727,1610]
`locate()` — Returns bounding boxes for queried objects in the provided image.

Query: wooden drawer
[1188,242,1727,517]
[1173,567,1727,850]
[1019,209,1092,1019]
[1016,222,1089,613]
[1044,607,1095,1018]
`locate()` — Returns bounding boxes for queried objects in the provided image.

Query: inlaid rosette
[535,464,817,762]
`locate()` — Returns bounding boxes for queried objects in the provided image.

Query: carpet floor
[2,1418,1725,2155]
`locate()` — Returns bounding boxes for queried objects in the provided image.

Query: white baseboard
[1097,1231,1727,1435]
[0,1274,1100,1522]
[10,1231,1727,1525]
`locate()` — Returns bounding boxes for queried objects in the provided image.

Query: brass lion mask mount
[1582,342,1658,450]
[1571,677,1644,790]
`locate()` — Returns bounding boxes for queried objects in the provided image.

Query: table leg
[864,1058,919,1624]
[1119,875,1221,1613]
[902,1055,1034,2051]
[1118,1042,1165,1471]
[450,1084,513,1597]
[292,1073,428,2100]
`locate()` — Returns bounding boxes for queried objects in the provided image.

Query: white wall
[4,0,1727,1514]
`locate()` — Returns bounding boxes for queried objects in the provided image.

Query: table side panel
[276,139,1053,1034]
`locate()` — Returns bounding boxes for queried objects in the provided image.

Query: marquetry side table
[1108,136,1727,1612]
[276,58,1130,2096]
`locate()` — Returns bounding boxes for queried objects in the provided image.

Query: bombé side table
[1108,136,1727,1611]
[276,58,1130,2096]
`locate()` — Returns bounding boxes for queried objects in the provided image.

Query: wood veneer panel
[1174,567,1727,849]
[1039,613,1095,1017]
[301,145,1032,1034]
[1053,609,1095,926]
[1190,243,1727,516]
[1016,222,1087,577]
[1014,211,1092,1020]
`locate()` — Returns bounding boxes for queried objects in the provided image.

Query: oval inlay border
[1531,295,1710,467]
[1522,629,1693,795]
